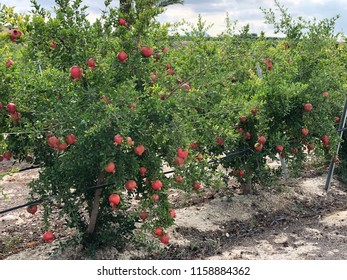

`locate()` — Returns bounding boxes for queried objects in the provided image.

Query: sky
[1,0,346,37]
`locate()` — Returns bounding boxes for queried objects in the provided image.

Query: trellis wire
[0,148,251,215]
[0,195,55,215]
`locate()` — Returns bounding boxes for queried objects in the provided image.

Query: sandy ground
[1,159,347,260]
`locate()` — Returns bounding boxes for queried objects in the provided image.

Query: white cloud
[1,0,346,37]
[159,0,347,36]
[159,1,279,36]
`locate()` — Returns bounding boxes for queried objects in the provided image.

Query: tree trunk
[87,172,106,236]
[241,179,253,195]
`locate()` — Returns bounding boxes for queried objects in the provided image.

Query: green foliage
[0,0,346,255]
[336,109,347,183]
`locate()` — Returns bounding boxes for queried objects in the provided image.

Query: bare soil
[1,159,347,260]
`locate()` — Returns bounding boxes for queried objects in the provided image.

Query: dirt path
[1,161,347,260]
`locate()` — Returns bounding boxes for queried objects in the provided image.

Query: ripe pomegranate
[154,227,163,237]
[290,147,298,154]
[139,211,148,221]
[70,66,83,81]
[134,145,145,155]
[175,157,185,166]
[6,102,16,114]
[170,208,176,218]
[65,134,77,145]
[118,18,127,27]
[304,103,313,112]
[57,142,68,151]
[307,143,315,151]
[42,231,54,243]
[128,103,136,109]
[139,167,147,177]
[50,40,57,49]
[0,102,2,110]
[167,68,174,75]
[240,116,247,123]
[87,58,96,69]
[160,233,170,244]
[26,205,38,215]
[117,52,128,63]
[182,83,190,91]
[321,135,330,147]
[237,127,244,133]
[196,153,203,162]
[193,181,201,190]
[3,151,12,160]
[251,108,258,115]
[189,141,199,150]
[105,162,116,173]
[109,193,121,206]
[276,145,284,153]
[152,180,163,191]
[175,175,183,183]
[6,59,13,68]
[254,142,263,151]
[113,134,123,145]
[239,170,245,177]
[10,112,21,123]
[335,116,340,123]
[265,58,273,71]
[258,135,266,144]
[9,29,22,42]
[126,136,134,146]
[301,128,309,136]
[48,136,59,148]
[216,137,224,146]
[152,194,159,202]
[141,46,154,57]
[177,148,188,159]
[162,47,169,53]
[322,91,329,97]
[151,73,157,83]
[245,132,251,140]
[125,180,137,191]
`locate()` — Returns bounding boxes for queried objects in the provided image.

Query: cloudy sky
[1,0,346,36]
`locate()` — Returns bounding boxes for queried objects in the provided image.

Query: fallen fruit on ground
[26,205,38,215]
[42,231,54,243]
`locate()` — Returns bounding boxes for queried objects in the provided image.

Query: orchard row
[0,1,345,251]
